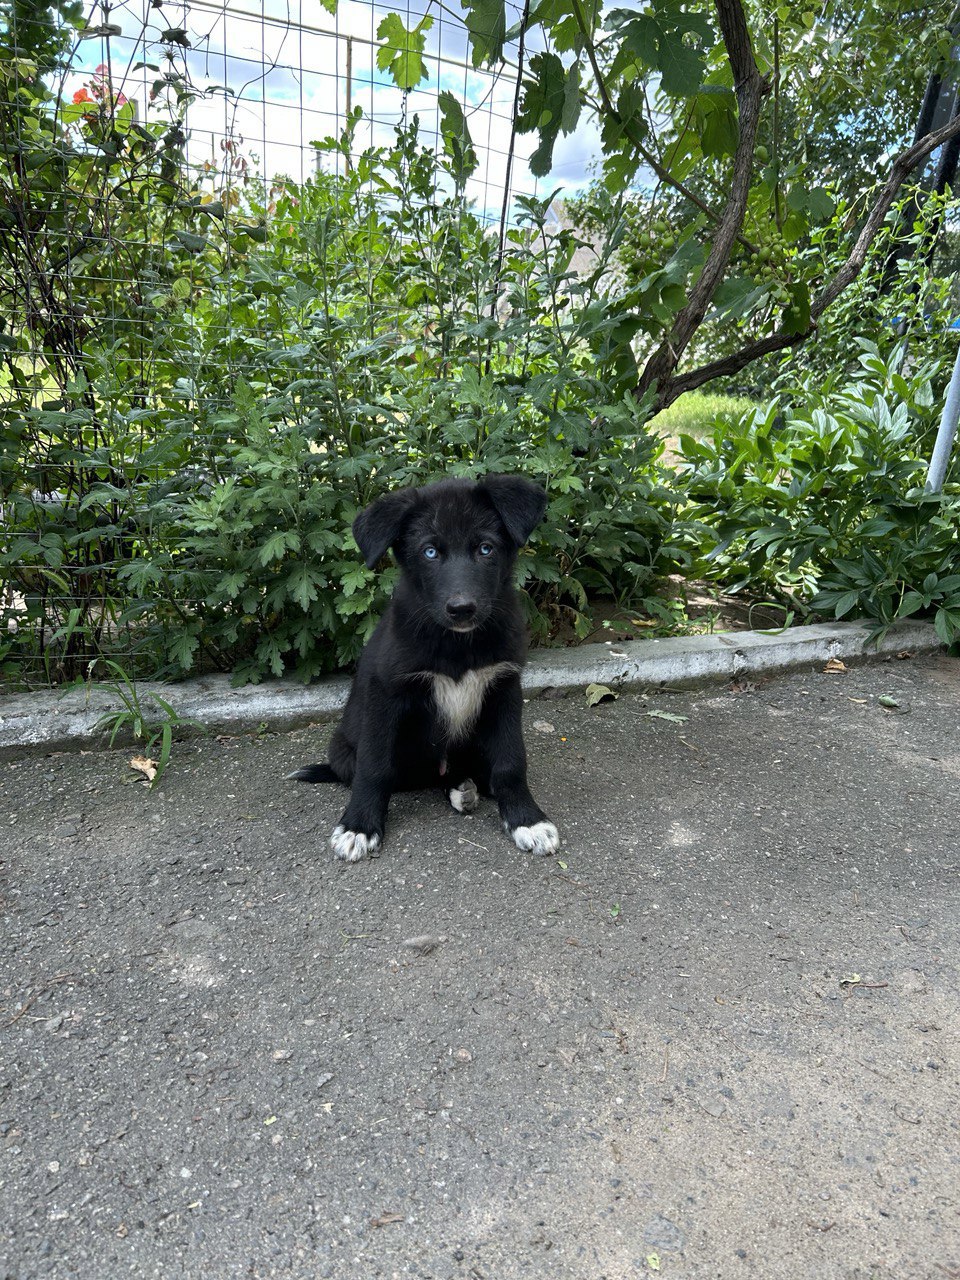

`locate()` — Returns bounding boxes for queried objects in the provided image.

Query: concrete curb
[0,618,942,757]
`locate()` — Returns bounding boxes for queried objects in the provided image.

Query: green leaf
[438,90,478,186]
[782,281,811,336]
[561,62,581,135]
[898,591,924,617]
[376,13,433,90]
[709,276,765,322]
[786,183,835,222]
[700,100,738,158]
[832,589,860,618]
[935,607,960,645]
[113,100,136,135]
[340,565,371,597]
[258,530,300,565]
[169,630,199,672]
[172,230,208,253]
[517,52,567,177]
[657,30,704,96]
[286,563,323,610]
[615,13,659,69]
[463,0,507,67]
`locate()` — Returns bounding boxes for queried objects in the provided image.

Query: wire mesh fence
[1,0,609,686]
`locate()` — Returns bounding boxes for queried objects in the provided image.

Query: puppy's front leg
[331,712,397,863]
[475,676,559,857]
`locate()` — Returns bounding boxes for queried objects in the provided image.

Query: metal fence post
[926,340,960,492]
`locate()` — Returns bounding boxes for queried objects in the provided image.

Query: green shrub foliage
[0,29,683,684]
[679,343,960,645]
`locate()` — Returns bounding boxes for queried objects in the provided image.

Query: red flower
[72,86,91,104]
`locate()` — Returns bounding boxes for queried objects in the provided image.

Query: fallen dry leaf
[129,755,157,782]
[823,658,847,674]
[585,683,617,707]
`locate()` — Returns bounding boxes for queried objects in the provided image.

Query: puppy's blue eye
[423,545,439,560]
[478,543,493,557]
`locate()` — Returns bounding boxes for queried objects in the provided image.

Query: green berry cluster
[633,218,675,256]
[745,228,792,302]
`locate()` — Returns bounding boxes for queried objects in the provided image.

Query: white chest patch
[430,662,519,742]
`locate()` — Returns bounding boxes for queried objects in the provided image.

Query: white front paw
[510,821,559,856]
[331,825,380,862]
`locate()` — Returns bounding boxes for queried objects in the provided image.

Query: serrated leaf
[517,52,567,177]
[617,13,659,68]
[438,90,478,185]
[377,12,433,90]
[463,0,506,67]
[258,529,300,565]
[286,563,323,610]
[657,31,704,96]
[646,709,688,723]
[340,566,371,597]
[169,630,199,672]
[700,100,738,157]
[561,62,581,134]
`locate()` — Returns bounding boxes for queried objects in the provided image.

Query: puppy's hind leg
[286,729,355,786]
[448,778,479,813]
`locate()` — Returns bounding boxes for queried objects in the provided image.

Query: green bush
[678,342,960,644]
[0,39,684,684]
[651,391,757,441]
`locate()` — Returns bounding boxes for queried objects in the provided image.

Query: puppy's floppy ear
[352,489,417,568]
[480,474,548,547]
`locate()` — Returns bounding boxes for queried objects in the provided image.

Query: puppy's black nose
[445,596,477,622]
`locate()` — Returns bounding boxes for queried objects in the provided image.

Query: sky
[66,0,604,220]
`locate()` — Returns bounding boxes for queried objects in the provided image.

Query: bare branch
[569,0,758,253]
[645,82,960,414]
[658,332,806,409]
[638,0,769,401]
[812,110,960,318]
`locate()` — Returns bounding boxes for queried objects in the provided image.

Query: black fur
[288,475,557,861]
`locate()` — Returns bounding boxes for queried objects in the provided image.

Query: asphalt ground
[1,653,959,1279]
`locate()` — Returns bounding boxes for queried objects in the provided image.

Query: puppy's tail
[285,763,340,784]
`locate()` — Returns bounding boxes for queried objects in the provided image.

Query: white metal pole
[926,341,960,493]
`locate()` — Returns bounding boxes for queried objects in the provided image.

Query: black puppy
[288,475,559,863]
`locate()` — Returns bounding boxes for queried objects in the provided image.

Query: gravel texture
[1,653,959,1279]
